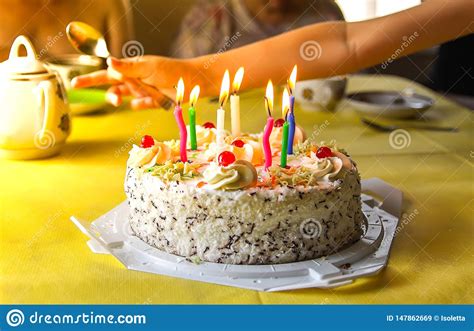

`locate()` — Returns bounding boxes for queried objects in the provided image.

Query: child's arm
[188,0,473,94]
[73,0,473,107]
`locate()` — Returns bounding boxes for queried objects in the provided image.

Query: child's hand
[71,56,177,110]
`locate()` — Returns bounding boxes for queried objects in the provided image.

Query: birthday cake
[125,123,363,265]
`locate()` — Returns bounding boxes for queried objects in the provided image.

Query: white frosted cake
[125,123,363,265]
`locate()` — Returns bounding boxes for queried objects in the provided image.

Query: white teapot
[0,35,71,159]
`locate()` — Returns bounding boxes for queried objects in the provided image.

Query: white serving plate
[71,178,402,291]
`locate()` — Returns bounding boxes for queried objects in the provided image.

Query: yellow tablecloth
[1,75,472,304]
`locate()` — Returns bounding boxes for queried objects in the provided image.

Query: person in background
[433,34,474,97]
[73,0,473,110]
[0,0,133,61]
[171,0,344,58]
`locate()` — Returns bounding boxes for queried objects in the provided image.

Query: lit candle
[217,70,230,148]
[174,77,187,162]
[280,88,290,168]
[188,85,200,150]
[230,67,244,137]
[287,65,297,154]
[263,80,274,169]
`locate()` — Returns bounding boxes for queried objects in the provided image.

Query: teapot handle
[9,35,38,60]
[36,81,55,145]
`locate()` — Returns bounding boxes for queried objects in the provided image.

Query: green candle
[189,85,200,150]
[280,87,290,168]
[280,121,289,168]
[189,106,197,150]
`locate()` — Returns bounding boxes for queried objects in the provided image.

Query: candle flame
[232,67,244,94]
[175,77,184,105]
[282,87,290,119]
[265,80,274,117]
[189,85,200,107]
[219,70,230,107]
[288,65,297,94]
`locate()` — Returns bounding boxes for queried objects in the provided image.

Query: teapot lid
[0,35,49,75]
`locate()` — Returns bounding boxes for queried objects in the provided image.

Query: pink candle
[174,78,187,162]
[174,105,187,162]
[263,116,274,169]
[263,80,274,169]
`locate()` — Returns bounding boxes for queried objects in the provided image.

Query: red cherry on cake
[231,139,245,148]
[218,151,236,166]
[140,135,155,148]
[274,118,285,127]
[316,146,333,158]
[203,122,215,129]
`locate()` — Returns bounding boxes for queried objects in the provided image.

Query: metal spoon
[66,21,110,58]
[66,21,173,110]
[361,118,459,132]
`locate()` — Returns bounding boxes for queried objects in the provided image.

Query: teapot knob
[9,35,38,60]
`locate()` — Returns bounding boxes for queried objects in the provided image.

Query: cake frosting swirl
[127,142,172,168]
[186,125,216,149]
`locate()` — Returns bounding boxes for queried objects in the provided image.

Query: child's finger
[117,84,131,95]
[107,57,153,79]
[105,85,122,106]
[71,70,114,88]
[131,97,157,110]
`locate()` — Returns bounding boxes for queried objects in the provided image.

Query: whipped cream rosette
[186,124,217,149]
[128,142,172,168]
[203,160,257,190]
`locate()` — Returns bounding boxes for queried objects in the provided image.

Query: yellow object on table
[0,75,472,304]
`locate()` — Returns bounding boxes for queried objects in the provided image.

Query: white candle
[217,106,225,147]
[217,70,230,148]
[230,94,240,137]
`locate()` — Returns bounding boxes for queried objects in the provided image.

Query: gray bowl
[347,90,434,119]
